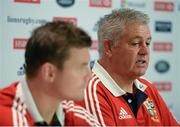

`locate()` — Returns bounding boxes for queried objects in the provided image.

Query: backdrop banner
[0,0,179,123]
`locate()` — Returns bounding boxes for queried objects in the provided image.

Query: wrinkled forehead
[121,23,151,38]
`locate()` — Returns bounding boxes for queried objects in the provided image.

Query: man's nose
[139,43,149,55]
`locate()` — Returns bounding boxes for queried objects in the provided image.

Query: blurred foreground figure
[77,8,179,126]
[0,21,99,126]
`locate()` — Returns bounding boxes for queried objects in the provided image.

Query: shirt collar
[18,77,64,125]
[92,61,147,97]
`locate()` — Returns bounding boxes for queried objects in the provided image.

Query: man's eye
[130,39,140,46]
[146,40,151,46]
[130,41,140,47]
[131,43,140,46]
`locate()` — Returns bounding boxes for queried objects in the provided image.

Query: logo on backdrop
[7,16,48,26]
[17,64,25,76]
[155,21,172,33]
[89,0,112,8]
[178,3,180,11]
[155,60,170,73]
[13,38,28,50]
[154,1,174,12]
[14,0,40,4]
[89,61,95,70]
[153,42,173,52]
[153,81,172,92]
[56,0,75,7]
[53,17,77,26]
[121,0,146,9]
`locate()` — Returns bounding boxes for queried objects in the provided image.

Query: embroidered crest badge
[144,98,160,122]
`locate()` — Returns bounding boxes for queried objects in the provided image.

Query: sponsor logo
[17,64,25,76]
[53,17,77,26]
[153,81,172,91]
[119,107,132,119]
[89,0,112,8]
[144,98,159,122]
[7,16,48,25]
[13,38,28,50]
[121,0,146,8]
[153,42,173,52]
[89,61,95,70]
[155,21,172,32]
[178,3,180,11]
[155,60,170,73]
[154,1,174,12]
[56,0,75,7]
[14,0,40,4]
[91,40,98,50]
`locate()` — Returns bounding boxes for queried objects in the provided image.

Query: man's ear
[103,39,112,57]
[40,63,56,83]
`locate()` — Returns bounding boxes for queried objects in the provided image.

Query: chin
[137,71,146,77]
[131,71,146,78]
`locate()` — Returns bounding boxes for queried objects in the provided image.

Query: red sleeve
[0,105,13,126]
[0,84,15,126]
[139,78,179,126]
[84,79,116,126]
[62,101,100,126]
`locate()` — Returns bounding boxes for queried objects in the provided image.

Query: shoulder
[0,82,19,125]
[0,82,18,106]
[88,74,101,85]
[87,73,105,91]
[62,101,100,126]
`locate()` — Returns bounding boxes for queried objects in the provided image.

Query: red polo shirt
[78,62,179,126]
[0,78,100,126]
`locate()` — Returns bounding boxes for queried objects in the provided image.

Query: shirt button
[128,99,132,103]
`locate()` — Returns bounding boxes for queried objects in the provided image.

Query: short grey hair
[97,8,150,57]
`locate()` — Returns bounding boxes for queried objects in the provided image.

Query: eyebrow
[131,36,152,41]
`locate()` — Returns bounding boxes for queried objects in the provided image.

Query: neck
[111,72,135,93]
[26,77,60,124]
[99,60,135,93]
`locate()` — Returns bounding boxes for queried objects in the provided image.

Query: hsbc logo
[155,21,172,32]
[154,1,174,12]
[13,38,28,50]
[153,42,173,52]
[53,17,77,26]
[153,81,172,91]
[14,0,40,4]
[89,0,112,8]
